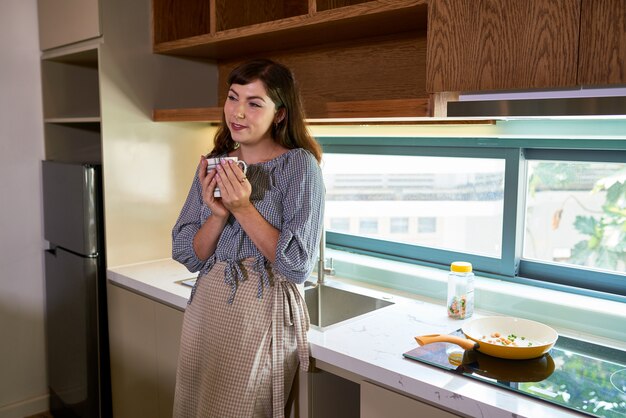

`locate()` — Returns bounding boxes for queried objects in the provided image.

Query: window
[390,217,409,234]
[330,217,350,233]
[417,217,437,233]
[519,149,626,296]
[319,138,626,299]
[524,159,626,274]
[359,218,379,235]
[322,151,506,259]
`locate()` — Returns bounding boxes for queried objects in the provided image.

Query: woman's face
[224,80,279,145]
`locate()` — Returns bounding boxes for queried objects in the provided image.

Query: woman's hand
[215,159,252,213]
[215,159,280,262]
[198,156,229,219]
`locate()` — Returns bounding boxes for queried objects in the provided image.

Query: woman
[171,58,324,418]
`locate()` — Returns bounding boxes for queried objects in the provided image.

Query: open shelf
[151,0,430,120]
[44,117,102,123]
[153,0,428,59]
[40,42,102,162]
[41,48,100,120]
[44,122,102,163]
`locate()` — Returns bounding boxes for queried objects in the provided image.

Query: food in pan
[480,332,536,347]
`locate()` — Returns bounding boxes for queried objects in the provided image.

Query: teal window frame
[317,136,626,301]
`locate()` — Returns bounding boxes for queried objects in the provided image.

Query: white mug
[206,157,248,197]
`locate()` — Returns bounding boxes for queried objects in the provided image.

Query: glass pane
[322,154,505,257]
[330,217,350,232]
[390,217,409,233]
[524,161,626,274]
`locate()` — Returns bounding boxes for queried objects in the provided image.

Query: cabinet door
[107,283,159,418]
[578,0,626,86]
[38,0,100,50]
[154,301,184,418]
[360,381,460,418]
[107,283,183,418]
[426,0,580,92]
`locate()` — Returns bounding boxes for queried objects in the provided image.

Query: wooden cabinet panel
[38,0,100,50]
[360,381,461,418]
[218,32,428,119]
[317,0,372,12]
[152,0,211,44]
[427,0,580,92]
[578,0,626,86]
[215,0,308,31]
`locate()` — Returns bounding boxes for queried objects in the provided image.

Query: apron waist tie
[223,259,245,304]
[271,278,310,418]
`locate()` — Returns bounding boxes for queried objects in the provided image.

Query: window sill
[326,248,626,344]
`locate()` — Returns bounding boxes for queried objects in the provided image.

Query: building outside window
[390,217,409,234]
[359,218,379,235]
[417,217,437,234]
[330,217,350,233]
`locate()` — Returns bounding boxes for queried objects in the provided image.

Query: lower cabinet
[360,380,461,418]
[106,282,183,418]
[106,283,459,418]
[308,362,461,418]
[309,369,360,418]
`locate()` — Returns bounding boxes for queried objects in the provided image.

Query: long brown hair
[209,59,322,163]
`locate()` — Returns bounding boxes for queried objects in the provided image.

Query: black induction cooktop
[403,330,626,417]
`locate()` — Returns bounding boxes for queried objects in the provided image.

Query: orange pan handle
[415,334,478,351]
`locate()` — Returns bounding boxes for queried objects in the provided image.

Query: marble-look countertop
[107,258,612,418]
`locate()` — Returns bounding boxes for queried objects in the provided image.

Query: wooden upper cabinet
[426,0,581,93]
[152,0,427,59]
[216,32,429,119]
[151,0,432,120]
[578,0,626,86]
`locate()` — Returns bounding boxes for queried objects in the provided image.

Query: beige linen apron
[173,259,310,418]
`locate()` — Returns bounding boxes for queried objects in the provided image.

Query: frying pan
[415,316,558,360]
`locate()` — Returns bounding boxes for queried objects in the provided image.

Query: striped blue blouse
[172,148,325,303]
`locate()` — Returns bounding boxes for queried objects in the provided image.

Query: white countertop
[107,258,612,418]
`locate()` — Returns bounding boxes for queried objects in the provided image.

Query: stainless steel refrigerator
[42,160,111,418]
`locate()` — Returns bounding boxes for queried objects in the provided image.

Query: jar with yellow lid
[447,261,474,319]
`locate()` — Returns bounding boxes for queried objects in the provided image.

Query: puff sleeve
[171,165,213,273]
[273,149,325,284]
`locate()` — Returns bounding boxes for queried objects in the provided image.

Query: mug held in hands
[206,157,248,197]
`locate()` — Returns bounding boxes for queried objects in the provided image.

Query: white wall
[0,1,48,417]
[100,0,218,267]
